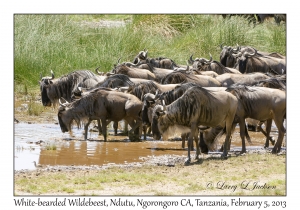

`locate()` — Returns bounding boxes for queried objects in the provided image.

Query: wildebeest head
[151,101,168,140]
[142,93,156,127]
[57,98,77,134]
[220,44,239,68]
[236,48,257,74]
[189,54,212,70]
[39,70,55,106]
[133,49,148,64]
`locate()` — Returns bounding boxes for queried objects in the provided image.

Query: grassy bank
[14,153,286,195]
[14,14,286,88]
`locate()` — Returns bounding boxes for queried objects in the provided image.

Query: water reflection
[14,122,285,170]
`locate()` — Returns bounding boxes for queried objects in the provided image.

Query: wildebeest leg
[199,131,208,154]
[264,119,273,148]
[126,117,142,141]
[113,121,118,135]
[143,125,148,140]
[84,119,92,140]
[181,132,194,150]
[181,133,186,148]
[239,119,247,154]
[272,116,286,154]
[257,121,275,146]
[222,116,236,158]
[101,118,107,142]
[124,121,128,133]
[97,119,102,135]
[193,129,200,160]
[185,123,197,165]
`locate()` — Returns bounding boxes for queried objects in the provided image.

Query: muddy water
[14,122,285,171]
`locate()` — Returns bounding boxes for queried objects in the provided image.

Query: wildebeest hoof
[221,154,228,159]
[184,159,191,166]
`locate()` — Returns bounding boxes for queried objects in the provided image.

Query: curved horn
[145,50,148,58]
[245,47,257,57]
[231,45,240,54]
[40,73,43,80]
[59,98,66,107]
[50,70,54,79]
[117,57,121,64]
[189,54,194,64]
[60,97,69,104]
[208,53,213,62]
[106,72,115,76]
[220,43,224,49]
[95,66,102,75]
[124,62,137,67]
[162,100,166,111]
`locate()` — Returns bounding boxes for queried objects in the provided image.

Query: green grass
[14,14,286,88]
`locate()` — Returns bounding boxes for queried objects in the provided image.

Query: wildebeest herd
[39,45,286,164]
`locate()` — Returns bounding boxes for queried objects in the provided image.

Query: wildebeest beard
[41,85,51,106]
[238,58,247,74]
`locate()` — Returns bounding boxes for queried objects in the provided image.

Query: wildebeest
[232,47,286,74]
[220,44,285,69]
[190,54,241,74]
[161,70,221,87]
[39,70,96,107]
[226,85,286,153]
[111,63,156,80]
[142,83,200,145]
[132,49,179,69]
[145,83,227,149]
[58,88,143,142]
[151,86,238,163]
[215,72,270,87]
[127,80,178,100]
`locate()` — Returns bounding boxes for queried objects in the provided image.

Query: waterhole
[14,122,285,170]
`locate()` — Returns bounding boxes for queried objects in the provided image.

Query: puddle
[14,122,286,170]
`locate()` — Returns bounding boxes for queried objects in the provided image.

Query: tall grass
[14,14,286,88]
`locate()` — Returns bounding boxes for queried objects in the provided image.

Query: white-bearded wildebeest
[39,70,96,107]
[220,44,285,70]
[111,63,156,80]
[215,72,270,87]
[161,70,221,87]
[232,47,286,74]
[58,88,143,142]
[151,86,238,164]
[226,85,286,154]
[132,49,179,70]
[189,54,241,75]
[144,83,228,149]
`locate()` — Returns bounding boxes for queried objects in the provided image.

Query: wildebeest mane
[226,85,258,116]
[257,77,286,90]
[129,81,158,100]
[165,86,218,125]
[52,70,96,103]
[157,83,199,105]
[96,74,134,88]
[161,71,197,84]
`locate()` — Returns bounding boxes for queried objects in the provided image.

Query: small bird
[32,161,42,168]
